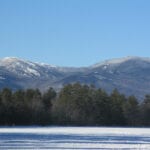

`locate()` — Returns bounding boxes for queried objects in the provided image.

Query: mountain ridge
[1,56,150,68]
[0,56,150,100]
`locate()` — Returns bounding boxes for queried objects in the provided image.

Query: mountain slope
[0,56,149,100]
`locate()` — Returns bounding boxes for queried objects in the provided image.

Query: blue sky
[0,0,150,67]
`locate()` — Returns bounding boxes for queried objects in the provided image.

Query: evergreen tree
[0,88,13,125]
[92,89,111,125]
[109,89,126,125]
[123,96,139,126]
[140,95,150,126]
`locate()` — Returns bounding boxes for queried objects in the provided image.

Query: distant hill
[0,56,149,100]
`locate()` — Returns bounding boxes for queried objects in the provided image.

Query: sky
[0,0,150,67]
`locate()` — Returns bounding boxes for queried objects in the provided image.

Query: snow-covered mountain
[0,56,150,100]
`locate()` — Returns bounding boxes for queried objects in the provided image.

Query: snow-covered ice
[0,127,150,149]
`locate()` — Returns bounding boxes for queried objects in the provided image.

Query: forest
[0,83,149,126]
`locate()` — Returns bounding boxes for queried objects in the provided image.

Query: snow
[103,65,108,69]
[25,67,40,76]
[39,62,57,68]
[92,56,150,68]
[0,76,5,80]
[2,57,20,62]
[0,127,150,149]
[0,57,42,77]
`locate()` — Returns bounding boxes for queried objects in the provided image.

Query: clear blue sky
[0,0,150,67]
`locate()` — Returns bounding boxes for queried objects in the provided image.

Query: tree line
[0,83,150,126]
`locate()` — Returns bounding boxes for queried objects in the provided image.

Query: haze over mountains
[0,56,149,100]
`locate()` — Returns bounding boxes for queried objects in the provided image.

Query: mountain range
[0,56,150,100]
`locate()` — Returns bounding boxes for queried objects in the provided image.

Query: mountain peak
[0,57,29,65]
[2,57,21,62]
[0,57,41,77]
[92,56,150,68]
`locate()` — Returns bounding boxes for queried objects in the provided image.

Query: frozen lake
[0,127,150,149]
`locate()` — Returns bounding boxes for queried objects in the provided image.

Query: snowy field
[0,127,150,149]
